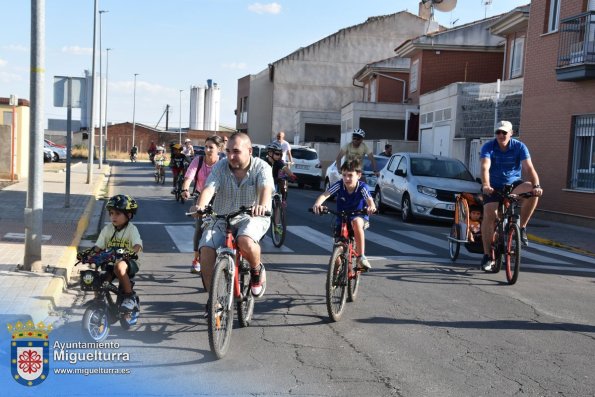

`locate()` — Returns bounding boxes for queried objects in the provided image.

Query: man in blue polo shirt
[479,120,543,272]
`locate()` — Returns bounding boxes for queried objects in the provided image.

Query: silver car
[324,155,390,196]
[44,142,67,162]
[374,153,481,222]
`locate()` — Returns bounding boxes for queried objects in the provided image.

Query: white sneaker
[357,255,372,272]
[190,259,201,274]
[121,297,136,311]
[250,265,266,298]
[481,255,495,272]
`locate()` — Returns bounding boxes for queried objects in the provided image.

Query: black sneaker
[480,254,495,272]
[520,227,529,246]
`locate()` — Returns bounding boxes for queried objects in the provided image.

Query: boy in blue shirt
[312,159,376,270]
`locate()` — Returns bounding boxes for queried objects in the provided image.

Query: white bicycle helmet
[352,128,365,138]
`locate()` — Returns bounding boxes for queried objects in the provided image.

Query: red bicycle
[310,207,367,321]
[188,205,270,359]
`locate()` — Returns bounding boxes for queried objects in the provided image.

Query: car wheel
[374,188,385,214]
[401,194,414,223]
[52,152,59,162]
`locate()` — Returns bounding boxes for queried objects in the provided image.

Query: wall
[520,0,595,220]
[246,70,274,145]
[267,12,429,141]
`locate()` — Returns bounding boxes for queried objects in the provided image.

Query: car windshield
[363,157,389,172]
[410,158,474,181]
[292,148,318,160]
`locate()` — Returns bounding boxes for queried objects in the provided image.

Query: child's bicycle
[270,175,297,247]
[75,248,140,342]
[186,205,270,359]
[154,158,165,185]
[309,207,367,322]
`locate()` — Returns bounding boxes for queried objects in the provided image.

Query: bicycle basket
[80,270,101,291]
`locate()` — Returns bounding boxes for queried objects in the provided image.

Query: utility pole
[24,0,45,272]
[87,0,98,183]
[98,9,108,169]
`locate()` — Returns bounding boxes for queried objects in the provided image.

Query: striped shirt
[328,180,372,222]
[204,156,274,214]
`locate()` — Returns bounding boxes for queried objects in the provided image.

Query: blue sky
[1,0,528,130]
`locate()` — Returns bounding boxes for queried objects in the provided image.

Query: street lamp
[179,89,183,144]
[132,73,139,148]
[104,47,111,162]
[98,9,108,168]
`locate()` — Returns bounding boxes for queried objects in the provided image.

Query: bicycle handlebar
[308,206,369,217]
[75,247,138,267]
[185,205,271,219]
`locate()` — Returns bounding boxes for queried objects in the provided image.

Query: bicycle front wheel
[506,222,521,285]
[208,257,234,359]
[326,244,348,321]
[270,198,287,247]
[159,170,165,185]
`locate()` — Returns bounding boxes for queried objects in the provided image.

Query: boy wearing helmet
[154,146,167,179]
[334,129,379,182]
[170,143,188,193]
[90,195,143,311]
[265,141,297,200]
[182,138,195,157]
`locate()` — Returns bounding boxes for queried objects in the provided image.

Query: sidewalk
[0,161,109,324]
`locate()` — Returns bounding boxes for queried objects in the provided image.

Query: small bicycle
[154,158,165,185]
[491,185,534,285]
[309,207,367,322]
[186,205,270,359]
[75,248,140,342]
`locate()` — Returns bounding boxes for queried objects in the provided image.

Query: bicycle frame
[335,217,359,281]
[216,224,244,311]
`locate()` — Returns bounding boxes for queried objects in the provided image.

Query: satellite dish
[434,0,457,13]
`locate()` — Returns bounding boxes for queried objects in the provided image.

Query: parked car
[44,142,67,162]
[252,144,267,160]
[374,152,481,222]
[290,145,322,190]
[43,147,53,163]
[324,155,389,196]
[193,145,205,157]
[44,138,65,149]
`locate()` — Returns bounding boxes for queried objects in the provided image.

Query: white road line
[391,230,448,249]
[260,235,295,253]
[522,250,570,265]
[165,225,195,253]
[287,226,333,252]
[4,233,52,241]
[530,243,595,265]
[366,230,433,255]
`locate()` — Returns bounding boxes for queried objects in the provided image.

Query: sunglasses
[495,130,509,136]
[272,151,282,156]
[352,136,363,140]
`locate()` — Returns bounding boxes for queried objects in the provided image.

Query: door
[393,156,409,210]
[380,154,401,207]
[433,125,451,156]
[420,128,433,154]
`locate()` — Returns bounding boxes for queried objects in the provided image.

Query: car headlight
[417,185,437,197]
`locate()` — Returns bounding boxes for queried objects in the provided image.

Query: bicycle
[186,205,270,359]
[490,184,534,285]
[154,159,166,185]
[173,169,186,203]
[270,178,289,247]
[309,207,367,321]
[75,248,140,342]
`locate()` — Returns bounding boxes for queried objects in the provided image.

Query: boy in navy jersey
[312,159,376,270]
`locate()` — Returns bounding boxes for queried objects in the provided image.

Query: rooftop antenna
[483,0,493,18]
[421,0,458,21]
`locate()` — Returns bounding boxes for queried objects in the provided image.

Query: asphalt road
[51,161,595,397]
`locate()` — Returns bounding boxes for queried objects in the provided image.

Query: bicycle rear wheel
[270,197,286,247]
[159,170,165,185]
[208,257,234,359]
[237,259,254,327]
[448,224,460,262]
[326,244,348,321]
[505,222,521,285]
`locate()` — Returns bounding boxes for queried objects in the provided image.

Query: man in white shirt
[274,131,293,163]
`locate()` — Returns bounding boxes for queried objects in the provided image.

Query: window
[387,155,401,173]
[547,0,561,33]
[2,111,12,126]
[510,37,525,78]
[239,96,248,124]
[370,78,377,102]
[410,60,419,93]
[570,115,595,191]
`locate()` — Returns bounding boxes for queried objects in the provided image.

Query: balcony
[556,11,595,81]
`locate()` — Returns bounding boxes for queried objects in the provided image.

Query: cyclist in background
[265,142,297,201]
[182,135,225,274]
[170,143,188,194]
[153,146,167,177]
[334,129,379,182]
[312,159,376,271]
[182,138,195,157]
[194,132,273,301]
[479,120,543,271]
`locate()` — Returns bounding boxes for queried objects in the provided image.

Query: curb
[38,165,111,318]
[528,233,595,257]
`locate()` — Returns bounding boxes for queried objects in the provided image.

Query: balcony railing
[556,11,595,81]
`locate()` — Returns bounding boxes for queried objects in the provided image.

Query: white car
[374,152,481,222]
[44,142,67,162]
[324,155,390,196]
[290,145,322,190]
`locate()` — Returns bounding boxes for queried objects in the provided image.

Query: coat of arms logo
[8,320,52,386]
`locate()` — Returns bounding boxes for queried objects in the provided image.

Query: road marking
[530,243,595,265]
[366,230,432,255]
[522,250,570,265]
[260,235,295,253]
[391,230,446,249]
[287,226,333,252]
[3,233,52,242]
[165,225,194,253]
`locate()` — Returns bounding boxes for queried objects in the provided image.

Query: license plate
[446,204,455,211]
[295,164,308,170]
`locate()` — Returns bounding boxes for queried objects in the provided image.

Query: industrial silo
[189,85,205,130]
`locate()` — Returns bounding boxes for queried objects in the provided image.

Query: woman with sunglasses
[265,142,297,200]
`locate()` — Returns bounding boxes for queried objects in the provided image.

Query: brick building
[520,0,595,223]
